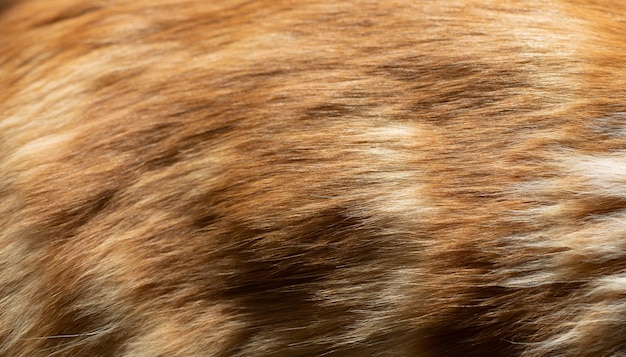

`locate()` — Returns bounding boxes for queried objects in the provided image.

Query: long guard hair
[1,0,626,355]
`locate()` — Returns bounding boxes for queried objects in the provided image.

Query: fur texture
[1,0,626,355]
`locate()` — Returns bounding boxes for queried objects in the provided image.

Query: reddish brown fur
[2,0,626,355]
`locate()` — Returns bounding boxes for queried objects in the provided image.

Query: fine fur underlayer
[1,0,626,356]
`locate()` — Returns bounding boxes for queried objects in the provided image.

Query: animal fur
[1,0,626,355]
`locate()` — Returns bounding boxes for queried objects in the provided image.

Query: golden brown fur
[2,0,626,355]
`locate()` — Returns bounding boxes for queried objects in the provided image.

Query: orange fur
[1,0,626,355]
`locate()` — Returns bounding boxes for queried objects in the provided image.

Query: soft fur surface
[1,0,626,355]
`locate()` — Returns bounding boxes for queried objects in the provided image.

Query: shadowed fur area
[1,0,626,356]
